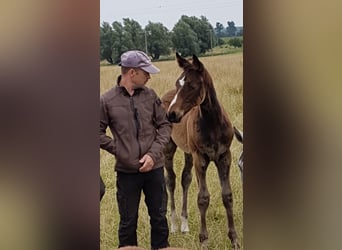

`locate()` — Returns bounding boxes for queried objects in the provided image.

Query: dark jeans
[116,167,169,249]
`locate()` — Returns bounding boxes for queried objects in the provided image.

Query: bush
[228,37,243,48]
[217,38,225,46]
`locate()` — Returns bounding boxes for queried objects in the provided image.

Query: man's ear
[129,68,136,76]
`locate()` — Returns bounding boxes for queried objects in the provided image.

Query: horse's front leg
[164,139,178,233]
[215,151,240,250]
[194,154,210,247]
[180,152,193,232]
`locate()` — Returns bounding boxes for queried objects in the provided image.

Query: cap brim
[141,64,160,74]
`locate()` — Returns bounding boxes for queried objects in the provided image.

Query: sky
[100,0,243,30]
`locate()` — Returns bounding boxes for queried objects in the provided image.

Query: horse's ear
[192,54,204,72]
[176,52,191,69]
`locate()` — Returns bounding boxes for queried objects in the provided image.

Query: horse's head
[167,53,209,123]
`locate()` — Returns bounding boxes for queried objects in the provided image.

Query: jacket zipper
[130,96,141,158]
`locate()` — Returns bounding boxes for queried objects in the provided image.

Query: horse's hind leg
[164,138,178,233]
[180,152,193,232]
[215,151,240,249]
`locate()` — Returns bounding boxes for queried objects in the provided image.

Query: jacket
[100,79,172,173]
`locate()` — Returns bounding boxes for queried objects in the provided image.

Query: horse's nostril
[167,111,176,122]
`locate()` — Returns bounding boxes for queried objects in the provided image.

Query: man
[100,50,171,250]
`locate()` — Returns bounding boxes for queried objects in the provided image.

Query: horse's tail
[233,126,243,144]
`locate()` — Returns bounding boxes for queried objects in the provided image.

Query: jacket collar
[116,75,144,96]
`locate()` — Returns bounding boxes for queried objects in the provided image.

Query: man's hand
[138,154,154,172]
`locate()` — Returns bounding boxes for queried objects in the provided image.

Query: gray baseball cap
[119,50,160,74]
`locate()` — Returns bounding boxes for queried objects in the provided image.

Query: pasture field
[100,53,243,250]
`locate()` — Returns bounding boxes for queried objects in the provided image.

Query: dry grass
[100,53,243,250]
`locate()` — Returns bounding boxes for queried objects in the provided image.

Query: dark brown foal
[162,53,239,249]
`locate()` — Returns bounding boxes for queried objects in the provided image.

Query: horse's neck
[197,89,230,143]
[200,88,223,123]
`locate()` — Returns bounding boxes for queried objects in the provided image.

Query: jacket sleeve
[147,91,172,164]
[100,95,116,155]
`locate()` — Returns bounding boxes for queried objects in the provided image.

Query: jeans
[116,167,169,249]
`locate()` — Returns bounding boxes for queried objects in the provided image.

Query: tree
[215,22,225,37]
[145,22,171,60]
[111,21,125,64]
[172,15,215,56]
[171,20,200,57]
[100,22,114,64]
[197,16,216,52]
[179,15,215,54]
[236,27,243,36]
[101,17,243,62]
[122,18,145,52]
[109,18,145,64]
[226,21,237,37]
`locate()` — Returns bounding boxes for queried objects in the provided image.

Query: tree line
[100,15,243,64]
[215,21,243,37]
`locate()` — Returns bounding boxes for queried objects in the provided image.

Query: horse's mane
[199,66,223,120]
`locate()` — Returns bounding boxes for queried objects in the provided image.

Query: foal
[162,53,239,249]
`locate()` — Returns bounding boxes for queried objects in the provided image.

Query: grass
[100,53,243,250]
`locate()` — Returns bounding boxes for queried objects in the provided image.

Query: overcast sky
[100,0,243,30]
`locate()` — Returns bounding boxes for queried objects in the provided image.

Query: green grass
[100,53,243,250]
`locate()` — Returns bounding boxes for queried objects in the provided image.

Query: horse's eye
[188,82,197,90]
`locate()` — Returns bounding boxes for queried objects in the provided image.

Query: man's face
[132,68,150,88]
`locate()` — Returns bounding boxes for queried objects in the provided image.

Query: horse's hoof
[180,216,189,232]
[199,234,208,243]
[180,225,189,233]
[199,239,208,250]
[170,211,178,233]
[170,223,178,233]
[232,241,240,250]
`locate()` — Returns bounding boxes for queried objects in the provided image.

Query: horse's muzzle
[167,111,181,123]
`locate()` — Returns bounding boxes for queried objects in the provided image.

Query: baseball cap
[119,50,160,74]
